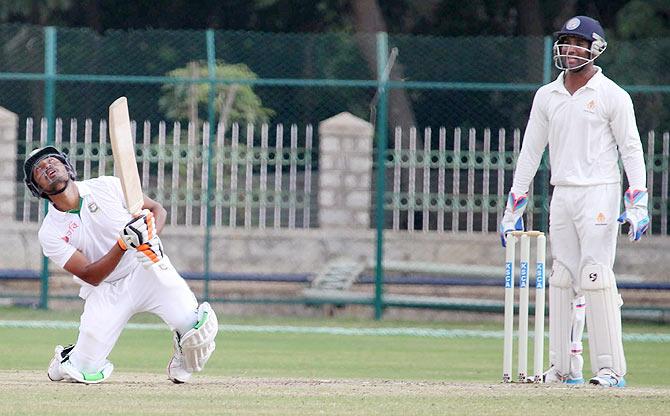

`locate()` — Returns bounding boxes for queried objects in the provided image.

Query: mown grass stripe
[0,320,668,343]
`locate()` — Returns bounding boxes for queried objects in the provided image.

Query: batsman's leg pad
[179,302,218,372]
[548,262,573,377]
[581,264,626,377]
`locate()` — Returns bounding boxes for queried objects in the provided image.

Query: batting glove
[135,235,165,268]
[617,188,650,242]
[499,191,527,247]
[118,209,155,251]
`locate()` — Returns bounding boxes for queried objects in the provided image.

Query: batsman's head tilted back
[553,15,607,71]
[23,146,76,199]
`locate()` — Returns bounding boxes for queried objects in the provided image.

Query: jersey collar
[550,66,603,94]
[48,181,92,216]
[74,181,92,197]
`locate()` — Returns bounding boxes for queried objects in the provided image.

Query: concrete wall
[3,220,670,282]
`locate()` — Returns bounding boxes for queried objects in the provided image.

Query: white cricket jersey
[38,176,139,285]
[511,67,646,195]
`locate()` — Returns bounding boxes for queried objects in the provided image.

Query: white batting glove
[118,209,155,250]
[135,235,165,268]
[617,188,649,242]
[499,191,527,247]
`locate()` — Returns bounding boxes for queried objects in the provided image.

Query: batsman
[24,146,218,384]
[499,16,648,387]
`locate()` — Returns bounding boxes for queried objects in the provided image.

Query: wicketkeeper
[24,146,218,384]
[499,16,648,387]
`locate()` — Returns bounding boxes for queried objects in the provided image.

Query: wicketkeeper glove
[135,235,165,268]
[499,191,527,247]
[118,209,155,251]
[617,188,650,242]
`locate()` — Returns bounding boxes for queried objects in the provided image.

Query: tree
[158,60,274,127]
[0,0,72,25]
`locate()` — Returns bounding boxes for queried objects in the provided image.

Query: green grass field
[1,306,669,415]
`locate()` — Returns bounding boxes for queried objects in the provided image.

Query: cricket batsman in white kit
[24,145,218,384]
[499,16,649,387]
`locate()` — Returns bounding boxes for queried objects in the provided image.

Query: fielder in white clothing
[499,16,649,387]
[24,145,218,384]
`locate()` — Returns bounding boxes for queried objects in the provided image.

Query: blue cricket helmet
[553,16,607,71]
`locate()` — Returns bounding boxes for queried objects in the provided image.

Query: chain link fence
[3,25,670,129]
[1,24,670,317]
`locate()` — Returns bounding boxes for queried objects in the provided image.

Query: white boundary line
[0,320,668,343]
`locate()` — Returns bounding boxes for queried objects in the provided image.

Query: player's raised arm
[142,194,167,234]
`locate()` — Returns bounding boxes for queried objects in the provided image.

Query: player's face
[32,156,70,194]
[558,36,591,70]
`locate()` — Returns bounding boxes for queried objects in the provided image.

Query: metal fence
[380,126,670,235]
[17,117,670,235]
[18,118,316,229]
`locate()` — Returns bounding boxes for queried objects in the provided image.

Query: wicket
[503,230,546,383]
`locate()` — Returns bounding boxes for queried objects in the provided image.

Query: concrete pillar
[0,106,18,220]
[318,112,373,228]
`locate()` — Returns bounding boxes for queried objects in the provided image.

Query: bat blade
[109,97,143,216]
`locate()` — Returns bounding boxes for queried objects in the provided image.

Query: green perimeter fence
[2,25,670,318]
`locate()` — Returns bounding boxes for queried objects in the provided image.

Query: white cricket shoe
[167,349,192,384]
[47,344,74,382]
[589,368,626,387]
[543,366,584,385]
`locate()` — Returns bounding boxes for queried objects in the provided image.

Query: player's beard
[41,171,70,196]
[563,54,590,73]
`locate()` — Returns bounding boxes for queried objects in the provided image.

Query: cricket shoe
[167,332,192,384]
[589,368,626,387]
[167,349,192,384]
[47,344,75,381]
[542,366,584,385]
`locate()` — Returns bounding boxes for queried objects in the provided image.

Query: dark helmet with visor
[23,146,76,199]
[553,16,607,71]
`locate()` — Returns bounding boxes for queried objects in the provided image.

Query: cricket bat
[108,97,144,216]
[109,97,168,271]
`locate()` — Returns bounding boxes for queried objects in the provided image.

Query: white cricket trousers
[69,259,198,373]
[549,183,620,290]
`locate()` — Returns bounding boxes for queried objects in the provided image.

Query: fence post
[535,36,553,232]
[203,29,217,302]
[373,31,390,320]
[44,26,56,144]
[40,26,57,310]
[0,107,17,221]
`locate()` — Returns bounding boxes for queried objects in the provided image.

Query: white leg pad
[179,302,218,373]
[581,264,626,377]
[549,262,573,377]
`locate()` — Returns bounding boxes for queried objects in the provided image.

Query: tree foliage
[158,60,274,125]
[1,1,666,40]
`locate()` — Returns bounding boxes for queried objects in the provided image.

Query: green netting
[390,34,546,83]
[2,24,670,131]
